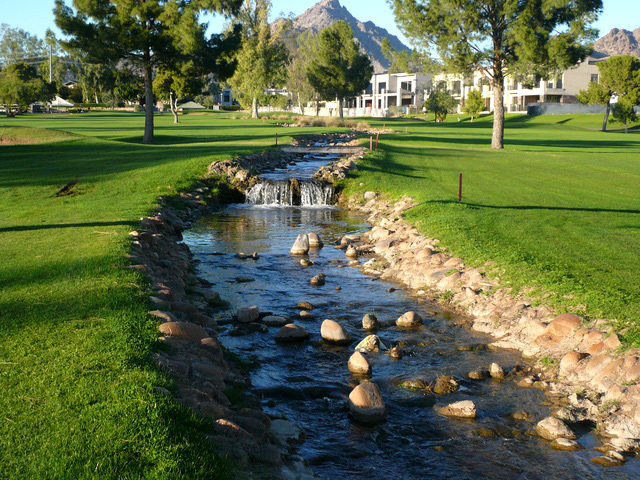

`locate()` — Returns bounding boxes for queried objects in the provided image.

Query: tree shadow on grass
[424,199,640,215]
[0,220,137,233]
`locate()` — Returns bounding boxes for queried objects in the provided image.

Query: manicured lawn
[343,114,640,344]
[0,111,333,479]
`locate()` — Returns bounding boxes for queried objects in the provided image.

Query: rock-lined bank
[129,167,327,478]
[335,191,640,458]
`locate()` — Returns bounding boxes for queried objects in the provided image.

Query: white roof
[178,101,205,110]
[50,96,74,107]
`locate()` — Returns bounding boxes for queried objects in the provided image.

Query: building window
[378,82,387,93]
[365,83,373,94]
[401,81,412,91]
[452,81,461,95]
[556,77,563,89]
[591,74,599,83]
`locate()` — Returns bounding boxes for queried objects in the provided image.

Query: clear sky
[1,0,638,49]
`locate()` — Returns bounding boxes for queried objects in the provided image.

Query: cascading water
[246,179,334,206]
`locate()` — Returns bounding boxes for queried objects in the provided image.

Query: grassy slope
[343,114,640,344]
[0,111,333,479]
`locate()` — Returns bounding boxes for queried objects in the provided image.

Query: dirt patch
[55,179,79,197]
[0,136,38,145]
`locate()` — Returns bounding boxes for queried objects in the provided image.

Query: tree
[577,55,640,131]
[307,21,373,124]
[424,82,457,122]
[392,0,602,149]
[55,0,242,144]
[0,63,54,116]
[228,0,289,119]
[154,63,203,123]
[380,37,436,74]
[462,88,484,122]
[0,24,45,68]
[611,99,638,134]
[286,31,318,115]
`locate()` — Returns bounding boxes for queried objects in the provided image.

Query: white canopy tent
[49,96,74,108]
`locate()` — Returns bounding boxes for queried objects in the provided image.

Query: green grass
[342,113,640,345]
[0,111,337,479]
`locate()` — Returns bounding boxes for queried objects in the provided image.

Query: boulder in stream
[262,315,290,327]
[275,323,310,343]
[308,232,324,249]
[433,375,460,394]
[290,233,310,255]
[396,311,423,328]
[345,246,358,258]
[237,306,260,323]
[348,352,372,375]
[362,313,379,331]
[348,382,386,424]
[310,274,326,286]
[436,400,477,419]
[320,319,352,345]
[535,416,576,440]
[355,334,386,353]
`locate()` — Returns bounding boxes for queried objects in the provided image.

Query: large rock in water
[436,400,477,419]
[355,334,386,352]
[290,233,310,255]
[348,382,386,424]
[308,232,324,249]
[275,323,310,343]
[320,319,352,345]
[159,322,209,342]
[535,416,577,440]
[396,311,423,327]
[348,352,372,375]
[237,305,260,323]
[362,313,379,331]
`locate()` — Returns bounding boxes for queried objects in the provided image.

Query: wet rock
[275,323,310,343]
[551,438,583,451]
[433,375,459,394]
[237,305,260,323]
[345,245,358,258]
[591,454,626,467]
[300,258,313,267]
[389,346,403,359]
[297,301,314,310]
[290,233,310,255]
[362,313,379,331]
[535,416,576,440]
[230,415,267,440]
[307,232,324,249]
[250,444,281,465]
[310,274,325,286]
[559,352,589,375]
[262,315,290,327]
[468,367,490,380]
[270,419,305,446]
[348,382,386,424]
[387,287,396,293]
[472,427,497,437]
[364,191,377,201]
[511,411,533,421]
[149,310,179,323]
[348,352,372,375]
[299,310,314,319]
[437,400,476,419]
[489,363,505,379]
[158,321,209,342]
[235,275,254,283]
[335,286,342,291]
[355,335,386,353]
[320,319,352,345]
[399,379,427,390]
[213,419,256,446]
[396,311,423,328]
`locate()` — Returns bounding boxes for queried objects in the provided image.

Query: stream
[183,151,638,479]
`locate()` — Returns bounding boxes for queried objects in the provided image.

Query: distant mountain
[273,0,411,73]
[593,27,640,58]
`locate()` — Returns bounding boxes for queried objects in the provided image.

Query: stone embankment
[332,190,640,459]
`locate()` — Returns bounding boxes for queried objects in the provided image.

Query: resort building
[355,72,432,111]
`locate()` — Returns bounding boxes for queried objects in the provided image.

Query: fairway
[0,111,332,479]
[343,114,640,343]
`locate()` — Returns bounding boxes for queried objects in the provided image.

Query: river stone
[535,416,577,440]
[321,319,352,345]
[235,275,255,283]
[437,400,476,419]
[270,419,305,445]
[300,258,313,267]
[290,233,310,255]
[355,335,386,353]
[275,323,310,343]
[308,232,324,249]
[158,321,208,342]
[237,305,260,323]
[297,301,314,310]
[310,274,325,286]
[348,382,386,424]
[345,246,358,258]
[389,346,403,359]
[364,191,377,200]
[433,375,460,394]
[362,313,380,330]
[299,310,314,319]
[591,455,626,467]
[348,352,372,375]
[489,363,505,379]
[551,438,583,451]
[250,444,281,465]
[468,367,490,380]
[262,315,290,327]
[396,311,423,327]
[400,379,427,390]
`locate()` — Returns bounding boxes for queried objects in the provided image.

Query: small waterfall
[246,179,334,206]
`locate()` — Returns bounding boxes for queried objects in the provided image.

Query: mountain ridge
[593,27,640,58]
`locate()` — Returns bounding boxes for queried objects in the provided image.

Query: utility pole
[49,45,52,84]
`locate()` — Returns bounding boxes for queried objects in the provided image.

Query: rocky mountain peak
[593,27,640,58]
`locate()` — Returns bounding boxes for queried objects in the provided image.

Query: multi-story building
[355,72,431,110]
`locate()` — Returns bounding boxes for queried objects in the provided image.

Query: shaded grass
[342,114,640,345]
[0,111,341,479]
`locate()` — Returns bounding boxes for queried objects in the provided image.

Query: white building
[355,72,431,111]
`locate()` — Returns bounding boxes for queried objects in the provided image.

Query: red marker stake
[376,133,379,149]
[369,136,373,151]
[458,173,463,202]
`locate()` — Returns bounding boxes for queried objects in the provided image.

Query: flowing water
[183,153,639,479]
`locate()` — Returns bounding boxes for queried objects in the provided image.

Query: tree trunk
[251,97,259,119]
[298,93,304,115]
[170,91,179,124]
[602,102,610,132]
[142,49,154,144]
[338,98,344,125]
[491,78,505,149]
[315,97,319,116]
